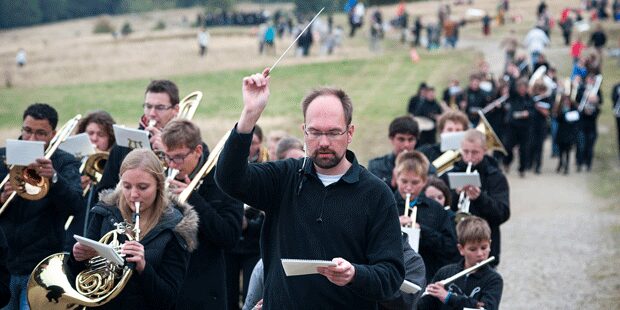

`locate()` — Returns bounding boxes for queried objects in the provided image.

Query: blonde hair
[456,216,491,245]
[118,149,169,237]
[394,151,429,179]
[462,129,486,149]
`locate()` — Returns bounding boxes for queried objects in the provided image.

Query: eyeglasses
[304,127,349,140]
[143,103,173,112]
[21,127,50,139]
[163,149,194,165]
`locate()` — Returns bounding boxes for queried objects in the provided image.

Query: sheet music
[281,259,336,276]
[447,171,481,189]
[113,125,151,150]
[401,227,420,252]
[440,132,466,151]
[59,133,96,158]
[5,139,45,166]
[74,235,124,266]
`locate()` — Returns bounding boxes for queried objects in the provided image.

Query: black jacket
[465,88,492,124]
[95,144,134,200]
[176,143,244,310]
[68,189,198,310]
[506,93,534,127]
[216,126,405,310]
[443,157,510,266]
[556,106,579,145]
[394,194,459,281]
[368,152,397,191]
[417,260,503,310]
[418,143,442,163]
[0,148,82,275]
[0,228,10,308]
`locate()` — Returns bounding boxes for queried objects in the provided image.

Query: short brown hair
[276,136,303,160]
[389,115,419,138]
[437,111,469,133]
[462,129,486,149]
[145,80,180,106]
[456,216,491,245]
[394,151,429,179]
[301,87,353,126]
[77,110,116,147]
[161,119,202,150]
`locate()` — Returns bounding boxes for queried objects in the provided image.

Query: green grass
[0,48,477,163]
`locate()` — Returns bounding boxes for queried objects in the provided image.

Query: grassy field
[0,48,478,164]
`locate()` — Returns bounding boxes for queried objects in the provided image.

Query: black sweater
[417,260,503,310]
[443,157,510,266]
[394,194,459,281]
[177,143,244,310]
[0,148,82,275]
[216,126,405,310]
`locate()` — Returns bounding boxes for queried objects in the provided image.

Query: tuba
[27,202,141,309]
[0,115,81,216]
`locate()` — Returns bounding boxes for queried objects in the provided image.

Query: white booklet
[400,280,422,294]
[59,133,95,158]
[281,259,337,276]
[74,235,124,266]
[440,132,466,152]
[447,171,481,189]
[5,139,45,166]
[113,125,150,150]
[401,227,420,252]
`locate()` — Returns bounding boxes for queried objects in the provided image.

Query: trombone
[0,115,81,216]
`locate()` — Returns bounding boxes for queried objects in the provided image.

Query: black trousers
[503,124,531,173]
[576,127,597,169]
[529,123,547,172]
[225,252,260,310]
[558,142,573,172]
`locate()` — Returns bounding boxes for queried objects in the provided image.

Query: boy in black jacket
[418,216,503,310]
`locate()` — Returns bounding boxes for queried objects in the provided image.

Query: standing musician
[575,74,602,172]
[65,111,116,250]
[215,68,405,309]
[0,103,82,310]
[418,110,470,163]
[69,149,198,309]
[95,80,180,197]
[503,78,533,177]
[410,86,443,147]
[461,73,493,126]
[442,129,510,267]
[529,80,552,174]
[368,115,419,191]
[160,119,243,309]
[418,216,503,310]
[393,151,458,282]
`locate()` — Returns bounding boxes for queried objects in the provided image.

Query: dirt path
[461,34,620,309]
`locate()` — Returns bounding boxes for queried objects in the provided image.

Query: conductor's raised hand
[238,68,271,133]
[317,257,355,286]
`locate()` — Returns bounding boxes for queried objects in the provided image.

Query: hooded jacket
[69,188,198,310]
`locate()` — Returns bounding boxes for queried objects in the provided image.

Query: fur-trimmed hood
[98,188,199,252]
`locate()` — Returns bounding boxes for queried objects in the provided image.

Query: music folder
[281,259,337,276]
[440,132,466,152]
[447,171,481,189]
[5,139,45,166]
[400,280,421,294]
[74,235,124,266]
[59,133,96,158]
[401,227,420,252]
[113,125,151,150]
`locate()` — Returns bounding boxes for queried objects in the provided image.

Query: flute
[422,256,495,296]
[134,201,141,242]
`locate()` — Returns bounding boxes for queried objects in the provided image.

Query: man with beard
[442,129,510,267]
[215,68,404,309]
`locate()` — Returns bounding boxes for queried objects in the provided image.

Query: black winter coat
[176,144,244,310]
[0,148,82,275]
[0,229,10,307]
[556,106,579,145]
[68,189,198,310]
[443,157,510,266]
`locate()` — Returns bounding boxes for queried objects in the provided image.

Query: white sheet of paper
[565,110,580,122]
[401,227,420,252]
[59,133,95,158]
[447,171,481,189]
[281,259,337,276]
[440,132,466,152]
[5,139,45,166]
[113,125,150,150]
[74,235,124,266]
[400,280,422,294]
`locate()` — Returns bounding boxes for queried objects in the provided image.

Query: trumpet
[454,162,473,224]
[0,115,81,216]
[421,256,495,296]
[80,150,109,196]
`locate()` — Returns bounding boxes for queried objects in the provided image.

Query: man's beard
[310,148,344,170]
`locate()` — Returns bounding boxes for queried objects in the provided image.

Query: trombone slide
[422,256,496,296]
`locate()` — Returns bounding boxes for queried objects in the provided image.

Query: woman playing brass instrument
[76,111,116,191]
[69,149,198,309]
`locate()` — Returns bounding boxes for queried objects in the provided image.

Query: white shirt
[316,172,344,187]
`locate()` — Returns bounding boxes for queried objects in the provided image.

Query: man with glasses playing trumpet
[0,103,82,310]
[96,80,180,199]
[160,119,243,309]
